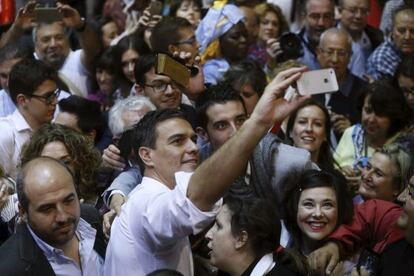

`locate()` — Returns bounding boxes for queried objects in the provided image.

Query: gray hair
[32,22,69,43]
[109,96,156,136]
[319,27,353,51]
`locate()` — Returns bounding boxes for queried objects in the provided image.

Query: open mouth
[307,221,327,231]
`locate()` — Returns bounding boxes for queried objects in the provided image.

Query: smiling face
[290,105,327,162]
[340,0,370,36]
[205,204,238,272]
[359,152,399,201]
[176,0,201,27]
[304,0,335,43]
[297,187,338,242]
[259,11,281,42]
[143,118,199,187]
[361,96,392,140]
[142,68,182,109]
[34,23,70,70]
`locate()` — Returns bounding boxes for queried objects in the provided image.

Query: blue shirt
[0,89,16,117]
[28,218,104,276]
[367,38,402,80]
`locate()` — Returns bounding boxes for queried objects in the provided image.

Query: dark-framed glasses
[144,81,180,94]
[28,88,61,105]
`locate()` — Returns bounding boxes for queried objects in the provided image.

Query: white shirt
[104,172,222,276]
[0,110,33,179]
[0,89,16,117]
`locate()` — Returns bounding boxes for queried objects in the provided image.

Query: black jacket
[0,204,106,276]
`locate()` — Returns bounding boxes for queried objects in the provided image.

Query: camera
[277,32,304,63]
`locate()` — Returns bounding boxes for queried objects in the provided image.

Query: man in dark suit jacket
[0,157,106,276]
[314,28,367,140]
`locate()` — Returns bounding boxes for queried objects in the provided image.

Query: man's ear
[18,203,28,222]
[134,83,145,96]
[138,146,154,168]
[168,44,180,56]
[196,127,209,142]
[235,230,248,250]
[16,93,27,106]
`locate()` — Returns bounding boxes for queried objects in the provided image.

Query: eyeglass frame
[319,47,351,59]
[24,88,61,105]
[144,80,180,94]
[306,12,334,21]
[401,86,414,96]
[175,36,198,46]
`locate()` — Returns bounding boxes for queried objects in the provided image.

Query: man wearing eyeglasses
[367,5,414,80]
[338,0,384,79]
[0,59,59,179]
[315,28,367,138]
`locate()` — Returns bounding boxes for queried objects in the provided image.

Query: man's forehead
[145,67,172,83]
[155,118,194,137]
[207,101,246,122]
[36,22,65,37]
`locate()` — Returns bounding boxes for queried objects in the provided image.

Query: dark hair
[225,195,281,257]
[223,59,267,97]
[132,109,187,173]
[357,80,411,138]
[17,156,76,211]
[113,35,151,97]
[96,46,117,74]
[286,99,337,171]
[169,0,202,17]
[134,54,157,87]
[150,16,193,54]
[8,59,59,105]
[20,124,101,202]
[195,81,246,129]
[147,269,184,276]
[396,55,414,79]
[0,40,33,65]
[58,95,106,143]
[280,169,353,252]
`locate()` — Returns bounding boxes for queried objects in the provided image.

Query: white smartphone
[296,68,338,95]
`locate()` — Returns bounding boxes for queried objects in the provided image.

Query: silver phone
[296,68,338,95]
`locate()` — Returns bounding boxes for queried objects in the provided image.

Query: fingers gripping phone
[296,68,338,95]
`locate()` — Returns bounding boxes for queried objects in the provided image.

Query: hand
[14,0,37,30]
[308,241,341,275]
[103,209,116,239]
[56,2,83,29]
[250,66,310,127]
[351,266,370,276]
[341,165,361,192]
[331,113,351,135]
[266,38,282,59]
[102,144,126,171]
[109,194,125,216]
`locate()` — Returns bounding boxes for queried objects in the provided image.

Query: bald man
[315,28,367,137]
[0,157,106,275]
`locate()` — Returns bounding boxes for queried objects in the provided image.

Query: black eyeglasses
[144,81,179,94]
[27,89,61,105]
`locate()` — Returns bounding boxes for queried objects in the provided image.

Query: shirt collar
[11,110,32,132]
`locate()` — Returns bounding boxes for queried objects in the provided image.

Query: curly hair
[20,124,101,202]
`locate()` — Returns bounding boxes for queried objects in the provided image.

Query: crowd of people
[0,0,414,275]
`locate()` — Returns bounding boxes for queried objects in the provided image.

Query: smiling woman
[280,169,353,256]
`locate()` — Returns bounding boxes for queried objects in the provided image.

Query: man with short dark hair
[55,95,105,146]
[367,5,414,80]
[0,59,59,179]
[0,157,106,275]
[104,67,310,275]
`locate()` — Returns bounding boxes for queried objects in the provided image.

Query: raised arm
[187,67,310,211]
[0,1,37,48]
[57,3,102,72]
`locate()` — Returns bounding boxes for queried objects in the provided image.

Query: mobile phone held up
[148,0,163,16]
[34,7,63,23]
[296,68,338,95]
